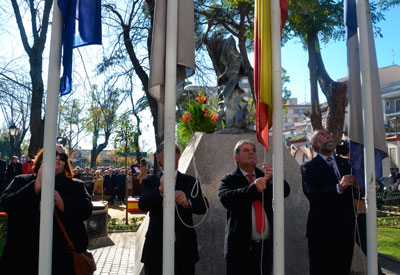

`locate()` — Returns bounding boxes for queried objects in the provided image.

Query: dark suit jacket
[218,166,290,260]
[138,172,208,266]
[301,154,355,241]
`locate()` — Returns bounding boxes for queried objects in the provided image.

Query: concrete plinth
[179,132,309,275]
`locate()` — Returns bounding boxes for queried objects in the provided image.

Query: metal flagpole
[270,0,285,273]
[355,0,378,274]
[38,0,63,274]
[163,0,179,274]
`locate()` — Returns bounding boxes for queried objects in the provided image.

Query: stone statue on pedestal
[206,35,251,133]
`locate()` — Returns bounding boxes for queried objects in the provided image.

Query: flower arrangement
[177,93,217,147]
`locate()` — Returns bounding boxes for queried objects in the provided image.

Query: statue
[206,35,251,133]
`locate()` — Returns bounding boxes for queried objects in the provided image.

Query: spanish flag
[254,0,288,150]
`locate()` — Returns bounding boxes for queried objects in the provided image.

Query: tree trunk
[315,43,347,144]
[237,2,255,102]
[307,32,323,130]
[28,56,45,155]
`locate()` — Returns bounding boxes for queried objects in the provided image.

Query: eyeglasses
[56,151,68,162]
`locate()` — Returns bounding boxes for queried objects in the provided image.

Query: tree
[87,81,123,168]
[285,0,387,142]
[102,0,161,145]
[9,0,53,154]
[113,112,139,223]
[195,0,255,98]
[0,79,31,157]
[57,98,88,153]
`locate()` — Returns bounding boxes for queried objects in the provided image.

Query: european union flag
[59,0,102,96]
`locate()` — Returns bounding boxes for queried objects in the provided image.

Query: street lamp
[9,123,18,157]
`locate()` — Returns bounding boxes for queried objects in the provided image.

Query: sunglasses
[56,151,68,162]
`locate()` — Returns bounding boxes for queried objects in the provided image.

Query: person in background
[0,152,6,196]
[22,154,35,174]
[116,169,126,202]
[219,140,290,275]
[139,142,208,275]
[104,168,117,205]
[126,169,134,198]
[5,156,22,187]
[149,167,154,176]
[81,166,94,196]
[73,166,82,179]
[0,145,92,274]
[93,170,104,200]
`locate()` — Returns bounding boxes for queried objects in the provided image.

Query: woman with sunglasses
[0,144,93,275]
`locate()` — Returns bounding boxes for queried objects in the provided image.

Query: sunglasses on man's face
[56,151,68,162]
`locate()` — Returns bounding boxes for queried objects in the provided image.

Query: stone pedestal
[179,132,309,274]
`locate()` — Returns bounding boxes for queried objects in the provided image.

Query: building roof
[337,65,400,89]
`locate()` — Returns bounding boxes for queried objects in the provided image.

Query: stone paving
[90,232,137,275]
[91,232,400,275]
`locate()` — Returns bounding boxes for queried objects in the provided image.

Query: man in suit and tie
[301,129,358,275]
[138,142,208,275]
[219,140,290,275]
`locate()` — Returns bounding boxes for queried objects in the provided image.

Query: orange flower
[182,114,191,123]
[211,114,218,121]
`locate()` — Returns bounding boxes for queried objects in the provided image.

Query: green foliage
[377,216,400,228]
[177,93,218,148]
[107,216,144,232]
[113,113,139,157]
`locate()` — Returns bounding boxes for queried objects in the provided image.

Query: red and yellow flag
[254,0,288,150]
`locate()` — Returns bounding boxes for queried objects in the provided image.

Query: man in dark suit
[0,152,6,196]
[139,143,208,275]
[219,140,290,275]
[301,129,358,275]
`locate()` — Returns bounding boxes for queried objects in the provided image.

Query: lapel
[315,154,337,179]
[232,166,250,187]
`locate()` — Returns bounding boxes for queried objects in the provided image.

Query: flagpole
[270,0,285,274]
[163,0,179,274]
[38,0,63,274]
[355,0,378,274]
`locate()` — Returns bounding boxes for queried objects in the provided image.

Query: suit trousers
[226,240,273,275]
[308,237,354,275]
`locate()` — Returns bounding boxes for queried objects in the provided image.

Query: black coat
[218,166,290,260]
[103,174,117,195]
[0,159,6,190]
[138,172,208,267]
[5,162,22,185]
[0,174,93,275]
[301,154,356,240]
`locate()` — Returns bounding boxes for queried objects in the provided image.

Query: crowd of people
[71,162,154,205]
[0,130,389,274]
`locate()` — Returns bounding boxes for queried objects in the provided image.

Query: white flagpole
[270,0,285,274]
[38,0,63,274]
[163,0,179,274]
[355,0,378,274]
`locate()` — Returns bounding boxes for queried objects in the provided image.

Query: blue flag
[58,0,102,96]
[345,0,387,187]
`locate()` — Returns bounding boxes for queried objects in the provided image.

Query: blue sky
[281,5,400,104]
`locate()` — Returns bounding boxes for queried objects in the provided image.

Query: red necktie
[247,174,266,234]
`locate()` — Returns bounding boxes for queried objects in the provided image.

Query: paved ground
[90,232,137,275]
[380,254,400,275]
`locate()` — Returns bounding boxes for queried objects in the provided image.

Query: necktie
[326,157,341,182]
[247,174,266,234]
